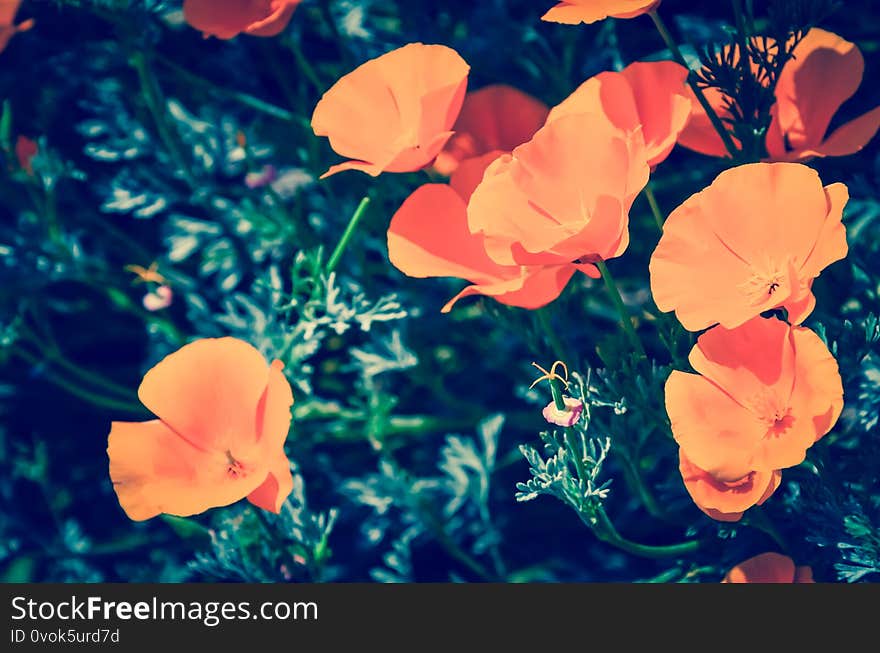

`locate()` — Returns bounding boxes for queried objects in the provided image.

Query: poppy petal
[247,453,294,513]
[442,264,578,313]
[723,553,797,583]
[137,338,271,453]
[108,420,266,521]
[255,360,294,454]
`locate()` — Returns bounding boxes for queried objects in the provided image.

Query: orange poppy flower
[312,43,470,178]
[649,163,848,331]
[666,316,843,483]
[542,0,660,25]
[679,450,780,522]
[183,0,300,40]
[679,29,880,162]
[0,0,33,54]
[15,135,37,175]
[107,338,294,521]
[387,181,584,313]
[723,553,814,583]
[548,61,691,167]
[434,84,549,176]
[467,112,650,272]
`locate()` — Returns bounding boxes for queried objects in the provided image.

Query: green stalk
[591,508,700,559]
[596,259,647,360]
[648,10,740,159]
[534,307,569,369]
[325,197,370,274]
[644,183,665,232]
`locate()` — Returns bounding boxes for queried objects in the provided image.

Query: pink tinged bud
[542,396,584,427]
[143,285,173,311]
[244,164,278,189]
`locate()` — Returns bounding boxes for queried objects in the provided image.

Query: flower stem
[596,259,647,360]
[325,196,371,274]
[648,10,740,159]
[644,183,665,231]
[591,508,700,559]
[534,307,569,367]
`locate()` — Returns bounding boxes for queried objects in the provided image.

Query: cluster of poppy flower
[98,0,880,582]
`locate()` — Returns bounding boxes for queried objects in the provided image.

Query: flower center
[743,390,792,436]
[736,256,797,308]
[225,450,247,480]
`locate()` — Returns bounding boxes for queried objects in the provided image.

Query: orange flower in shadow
[107,338,294,521]
[649,163,848,332]
[666,317,843,484]
[723,553,814,583]
[467,112,650,273]
[183,0,300,40]
[0,0,33,54]
[548,61,691,167]
[312,43,470,179]
[434,84,549,176]
[679,450,780,522]
[542,0,660,25]
[679,29,880,161]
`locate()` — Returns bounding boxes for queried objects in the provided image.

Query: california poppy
[107,338,294,521]
[312,43,470,178]
[0,0,33,54]
[548,61,691,167]
[467,112,649,274]
[679,450,780,522]
[666,316,843,482]
[15,135,37,175]
[542,0,660,25]
[434,84,549,176]
[649,163,848,331]
[679,29,880,162]
[183,0,300,40]
[723,553,814,583]
[387,182,583,313]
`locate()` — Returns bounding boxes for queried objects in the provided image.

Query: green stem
[648,10,740,159]
[153,54,296,122]
[286,38,325,95]
[130,52,195,187]
[16,350,147,415]
[325,196,370,274]
[744,506,789,553]
[417,498,501,582]
[592,508,700,559]
[618,453,671,523]
[644,183,665,231]
[596,259,647,360]
[534,308,569,368]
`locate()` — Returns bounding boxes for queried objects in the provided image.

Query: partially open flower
[542,397,584,427]
[467,112,650,273]
[542,0,660,25]
[434,84,549,176]
[650,163,848,331]
[723,553,814,583]
[312,43,470,178]
[548,61,691,167]
[666,316,843,481]
[679,29,880,162]
[0,0,33,54]
[183,0,300,40]
[679,450,780,522]
[108,338,294,521]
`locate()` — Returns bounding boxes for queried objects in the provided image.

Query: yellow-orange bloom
[0,0,33,54]
[650,162,848,332]
[548,61,691,167]
[107,338,294,521]
[679,450,780,522]
[666,317,843,483]
[542,0,660,25]
[467,112,650,274]
[312,43,470,179]
[679,29,880,162]
[434,84,549,176]
[723,553,814,583]
[183,0,300,39]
